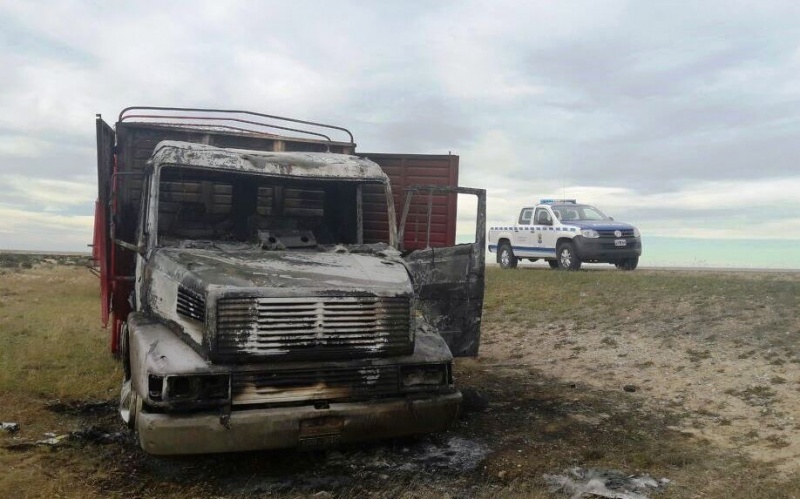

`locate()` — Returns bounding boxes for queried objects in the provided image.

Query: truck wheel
[119,379,140,430]
[498,243,518,269]
[548,260,559,269]
[557,242,581,270]
[119,323,140,430]
[616,257,639,271]
[121,323,131,380]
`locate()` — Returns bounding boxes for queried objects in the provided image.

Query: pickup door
[399,186,486,357]
[514,207,536,257]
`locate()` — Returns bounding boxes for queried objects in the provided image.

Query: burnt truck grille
[215,296,412,362]
[231,365,399,406]
[176,285,205,321]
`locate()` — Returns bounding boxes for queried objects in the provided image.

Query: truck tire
[119,379,140,430]
[119,323,140,430]
[548,260,559,269]
[498,243,518,269]
[616,257,639,271]
[557,241,581,270]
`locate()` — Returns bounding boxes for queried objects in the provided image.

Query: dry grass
[2,262,800,497]
[0,265,120,498]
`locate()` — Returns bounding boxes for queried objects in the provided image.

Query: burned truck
[93,107,486,454]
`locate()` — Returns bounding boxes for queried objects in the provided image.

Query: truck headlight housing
[400,364,451,392]
[148,373,230,405]
[581,229,600,238]
[633,228,640,238]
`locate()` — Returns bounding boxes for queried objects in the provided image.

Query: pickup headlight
[148,373,230,404]
[581,229,600,238]
[400,364,451,392]
[633,228,641,238]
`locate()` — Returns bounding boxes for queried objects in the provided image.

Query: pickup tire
[616,257,639,271]
[548,260,559,269]
[556,241,581,271]
[498,243,518,269]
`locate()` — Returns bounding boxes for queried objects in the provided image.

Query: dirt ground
[483,268,800,472]
[2,262,800,498]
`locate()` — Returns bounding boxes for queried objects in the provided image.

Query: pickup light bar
[540,199,577,204]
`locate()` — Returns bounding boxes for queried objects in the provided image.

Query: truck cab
[94,108,486,454]
[488,199,642,271]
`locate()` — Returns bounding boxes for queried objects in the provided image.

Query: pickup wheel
[616,257,639,271]
[548,260,559,269]
[498,243,518,269]
[557,241,581,270]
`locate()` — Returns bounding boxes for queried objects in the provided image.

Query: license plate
[299,416,344,438]
[614,239,627,247]
[298,435,342,449]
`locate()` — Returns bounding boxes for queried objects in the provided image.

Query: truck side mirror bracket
[114,238,147,256]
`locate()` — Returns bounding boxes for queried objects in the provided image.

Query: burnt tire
[548,260,559,269]
[557,241,581,270]
[616,257,639,271]
[498,243,518,269]
[121,323,131,380]
[119,379,140,430]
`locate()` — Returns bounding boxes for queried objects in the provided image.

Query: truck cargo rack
[118,106,355,148]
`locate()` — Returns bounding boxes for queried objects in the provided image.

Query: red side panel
[360,153,458,250]
[95,117,115,331]
[92,200,110,327]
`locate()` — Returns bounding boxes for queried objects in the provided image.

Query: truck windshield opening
[157,167,372,248]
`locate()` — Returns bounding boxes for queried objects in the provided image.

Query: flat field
[2,259,800,498]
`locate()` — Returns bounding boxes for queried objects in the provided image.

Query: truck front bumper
[573,237,642,263]
[137,392,462,455]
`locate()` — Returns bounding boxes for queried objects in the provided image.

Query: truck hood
[561,220,636,231]
[152,246,413,296]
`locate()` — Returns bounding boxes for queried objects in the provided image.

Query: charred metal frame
[119,106,355,147]
[398,185,487,251]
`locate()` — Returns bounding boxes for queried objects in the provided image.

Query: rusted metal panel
[94,116,115,331]
[360,153,458,249]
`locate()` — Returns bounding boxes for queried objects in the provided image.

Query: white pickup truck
[488,199,642,270]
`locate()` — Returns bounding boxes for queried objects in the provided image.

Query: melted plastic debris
[1,422,19,433]
[544,467,670,499]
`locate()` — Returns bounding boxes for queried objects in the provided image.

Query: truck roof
[151,140,390,182]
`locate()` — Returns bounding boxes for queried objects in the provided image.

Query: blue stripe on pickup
[488,245,556,256]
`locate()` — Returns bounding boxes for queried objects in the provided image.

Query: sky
[1,1,799,268]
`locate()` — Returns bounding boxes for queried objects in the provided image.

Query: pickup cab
[488,199,642,271]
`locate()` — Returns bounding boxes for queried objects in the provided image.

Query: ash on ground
[221,435,489,495]
[544,467,670,499]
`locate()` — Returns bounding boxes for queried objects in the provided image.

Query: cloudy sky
[1,1,799,266]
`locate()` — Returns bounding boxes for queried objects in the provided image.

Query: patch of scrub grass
[686,349,712,362]
[725,385,778,407]
[599,336,618,348]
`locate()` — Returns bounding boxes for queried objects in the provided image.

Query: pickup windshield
[552,204,609,222]
[156,167,388,248]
